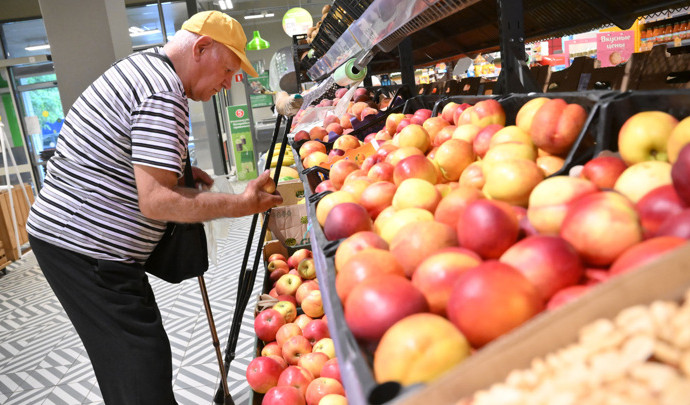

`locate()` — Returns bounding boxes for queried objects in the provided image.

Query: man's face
[190,41,241,101]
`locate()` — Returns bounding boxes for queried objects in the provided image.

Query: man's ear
[193,35,215,60]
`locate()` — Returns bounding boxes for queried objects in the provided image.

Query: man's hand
[245,170,283,211]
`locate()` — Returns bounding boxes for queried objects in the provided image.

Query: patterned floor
[0,214,265,405]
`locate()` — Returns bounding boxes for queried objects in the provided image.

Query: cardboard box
[0,183,34,260]
[393,244,690,404]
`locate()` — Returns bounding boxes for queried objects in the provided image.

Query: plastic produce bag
[204,175,235,265]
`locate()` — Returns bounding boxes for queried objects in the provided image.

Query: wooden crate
[0,183,35,261]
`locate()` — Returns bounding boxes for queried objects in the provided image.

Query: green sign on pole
[227,104,258,181]
[248,71,274,108]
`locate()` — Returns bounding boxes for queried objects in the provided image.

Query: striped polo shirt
[27,47,189,264]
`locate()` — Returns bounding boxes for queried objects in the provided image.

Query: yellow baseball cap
[181,11,258,77]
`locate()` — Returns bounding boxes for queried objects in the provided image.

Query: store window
[127,1,189,49]
[1,19,50,59]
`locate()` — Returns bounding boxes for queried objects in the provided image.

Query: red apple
[359,181,397,220]
[672,143,690,206]
[396,124,431,154]
[314,179,336,194]
[282,335,313,365]
[305,377,345,405]
[457,199,519,259]
[301,290,324,318]
[344,274,429,342]
[320,359,341,384]
[411,247,482,316]
[293,130,310,143]
[323,202,372,241]
[560,191,643,266]
[499,235,585,301]
[656,208,690,239]
[386,113,406,135]
[329,159,360,190]
[277,365,314,398]
[389,220,459,277]
[441,101,460,123]
[367,161,395,183]
[396,118,411,134]
[472,124,503,158]
[295,280,320,306]
[610,236,686,275]
[267,259,289,274]
[333,230,389,272]
[263,385,306,405]
[434,186,484,228]
[335,248,406,302]
[297,352,330,379]
[452,103,472,126]
[288,249,313,269]
[636,184,686,238]
[393,155,437,185]
[254,308,286,342]
[302,319,330,345]
[268,253,287,263]
[546,285,593,311]
[247,356,284,393]
[261,341,282,357]
[525,98,587,155]
[275,323,302,348]
[293,314,313,331]
[580,156,628,189]
[269,267,289,283]
[447,261,544,348]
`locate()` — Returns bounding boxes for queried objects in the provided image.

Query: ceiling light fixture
[265,13,274,18]
[246,30,270,50]
[25,44,51,51]
[130,29,162,37]
[218,0,227,10]
[244,14,264,20]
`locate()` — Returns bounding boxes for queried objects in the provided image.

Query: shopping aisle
[0,214,265,405]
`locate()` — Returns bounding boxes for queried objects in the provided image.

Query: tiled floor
[0,213,265,405]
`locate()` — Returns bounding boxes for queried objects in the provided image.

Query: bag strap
[183,152,194,188]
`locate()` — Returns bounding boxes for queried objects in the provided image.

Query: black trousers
[29,235,177,405]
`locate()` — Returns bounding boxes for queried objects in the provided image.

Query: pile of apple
[248,248,347,405]
[297,97,690,388]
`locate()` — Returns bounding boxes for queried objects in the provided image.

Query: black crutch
[214,114,294,404]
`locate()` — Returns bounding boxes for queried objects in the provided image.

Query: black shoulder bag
[144,153,209,283]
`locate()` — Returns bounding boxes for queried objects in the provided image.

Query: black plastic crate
[594,89,690,155]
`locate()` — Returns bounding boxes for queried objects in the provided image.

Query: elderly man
[26,11,281,404]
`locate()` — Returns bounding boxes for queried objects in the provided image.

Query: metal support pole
[495,0,539,94]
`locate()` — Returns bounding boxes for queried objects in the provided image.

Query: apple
[473,124,503,158]
[299,141,327,159]
[466,99,506,129]
[323,114,340,127]
[288,249,313,269]
[459,161,485,190]
[483,142,537,163]
[297,352,330,380]
[614,160,672,204]
[329,159,360,190]
[343,169,369,185]
[314,179,336,194]
[320,359,341,384]
[499,235,584,301]
[340,177,374,202]
[527,175,599,235]
[268,259,289,274]
[526,99,587,155]
[366,161,395,183]
[275,274,303,296]
[301,290,324,318]
[636,184,686,238]
[315,191,357,227]
[384,146,425,167]
[411,247,482,316]
[413,108,433,120]
[295,280,320,306]
[433,124,457,147]
[392,178,441,213]
[580,155,628,189]
[609,235,686,276]
[277,365,314,398]
[333,231,388,273]
[263,385,306,405]
[312,337,336,359]
[268,253,287,263]
[434,186,484,228]
[335,248,405,302]
[303,151,329,169]
[282,335,313,365]
[440,101,460,123]
[422,117,451,144]
[536,155,565,177]
[396,118,411,134]
[344,274,428,342]
[358,181,397,220]
[377,207,434,244]
[560,191,642,266]
[294,314,313,331]
[546,285,593,311]
[269,288,279,298]
[302,319,330,345]
[255,308,286,342]
[247,356,284,394]
[323,202,372,241]
[584,267,611,285]
[667,116,690,164]
[294,130,310,143]
[457,199,519,259]
[297,258,317,280]
[261,341,282,358]
[309,126,328,141]
[389,220,459,277]
[396,124,431,153]
[515,97,548,133]
[618,111,678,165]
[655,208,690,239]
[392,154,437,185]
[319,394,347,405]
[333,134,361,152]
[482,158,544,207]
[434,139,475,182]
[269,267,289,283]
[452,103,472,125]
[273,300,298,323]
[672,143,690,206]
[373,313,471,385]
[386,113,406,135]
[447,260,544,348]
[305,377,345,405]
[276,323,303,347]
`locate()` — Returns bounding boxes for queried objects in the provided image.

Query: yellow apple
[482,158,544,207]
[667,116,690,164]
[618,111,678,165]
[614,160,672,203]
